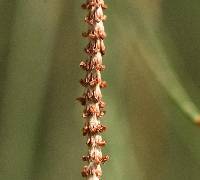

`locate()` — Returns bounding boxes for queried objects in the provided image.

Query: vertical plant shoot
[77,0,109,179]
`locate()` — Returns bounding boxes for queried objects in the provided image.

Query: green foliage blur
[0,0,200,179]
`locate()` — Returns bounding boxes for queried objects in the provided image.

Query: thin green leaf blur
[0,0,200,180]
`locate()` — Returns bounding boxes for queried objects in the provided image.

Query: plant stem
[77,0,109,179]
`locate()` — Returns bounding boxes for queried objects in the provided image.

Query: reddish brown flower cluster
[77,0,109,179]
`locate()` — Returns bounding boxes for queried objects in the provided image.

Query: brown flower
[78,0,108,179]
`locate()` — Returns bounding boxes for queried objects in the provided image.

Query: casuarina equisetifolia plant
[77,0,109,179]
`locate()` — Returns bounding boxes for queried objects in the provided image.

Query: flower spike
[78,0,109,179]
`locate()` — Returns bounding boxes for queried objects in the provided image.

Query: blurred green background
[0,0,200,179]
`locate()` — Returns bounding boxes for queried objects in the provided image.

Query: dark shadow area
[0,0,17,121]
[161,0,200,103]
[30,1,83,179]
